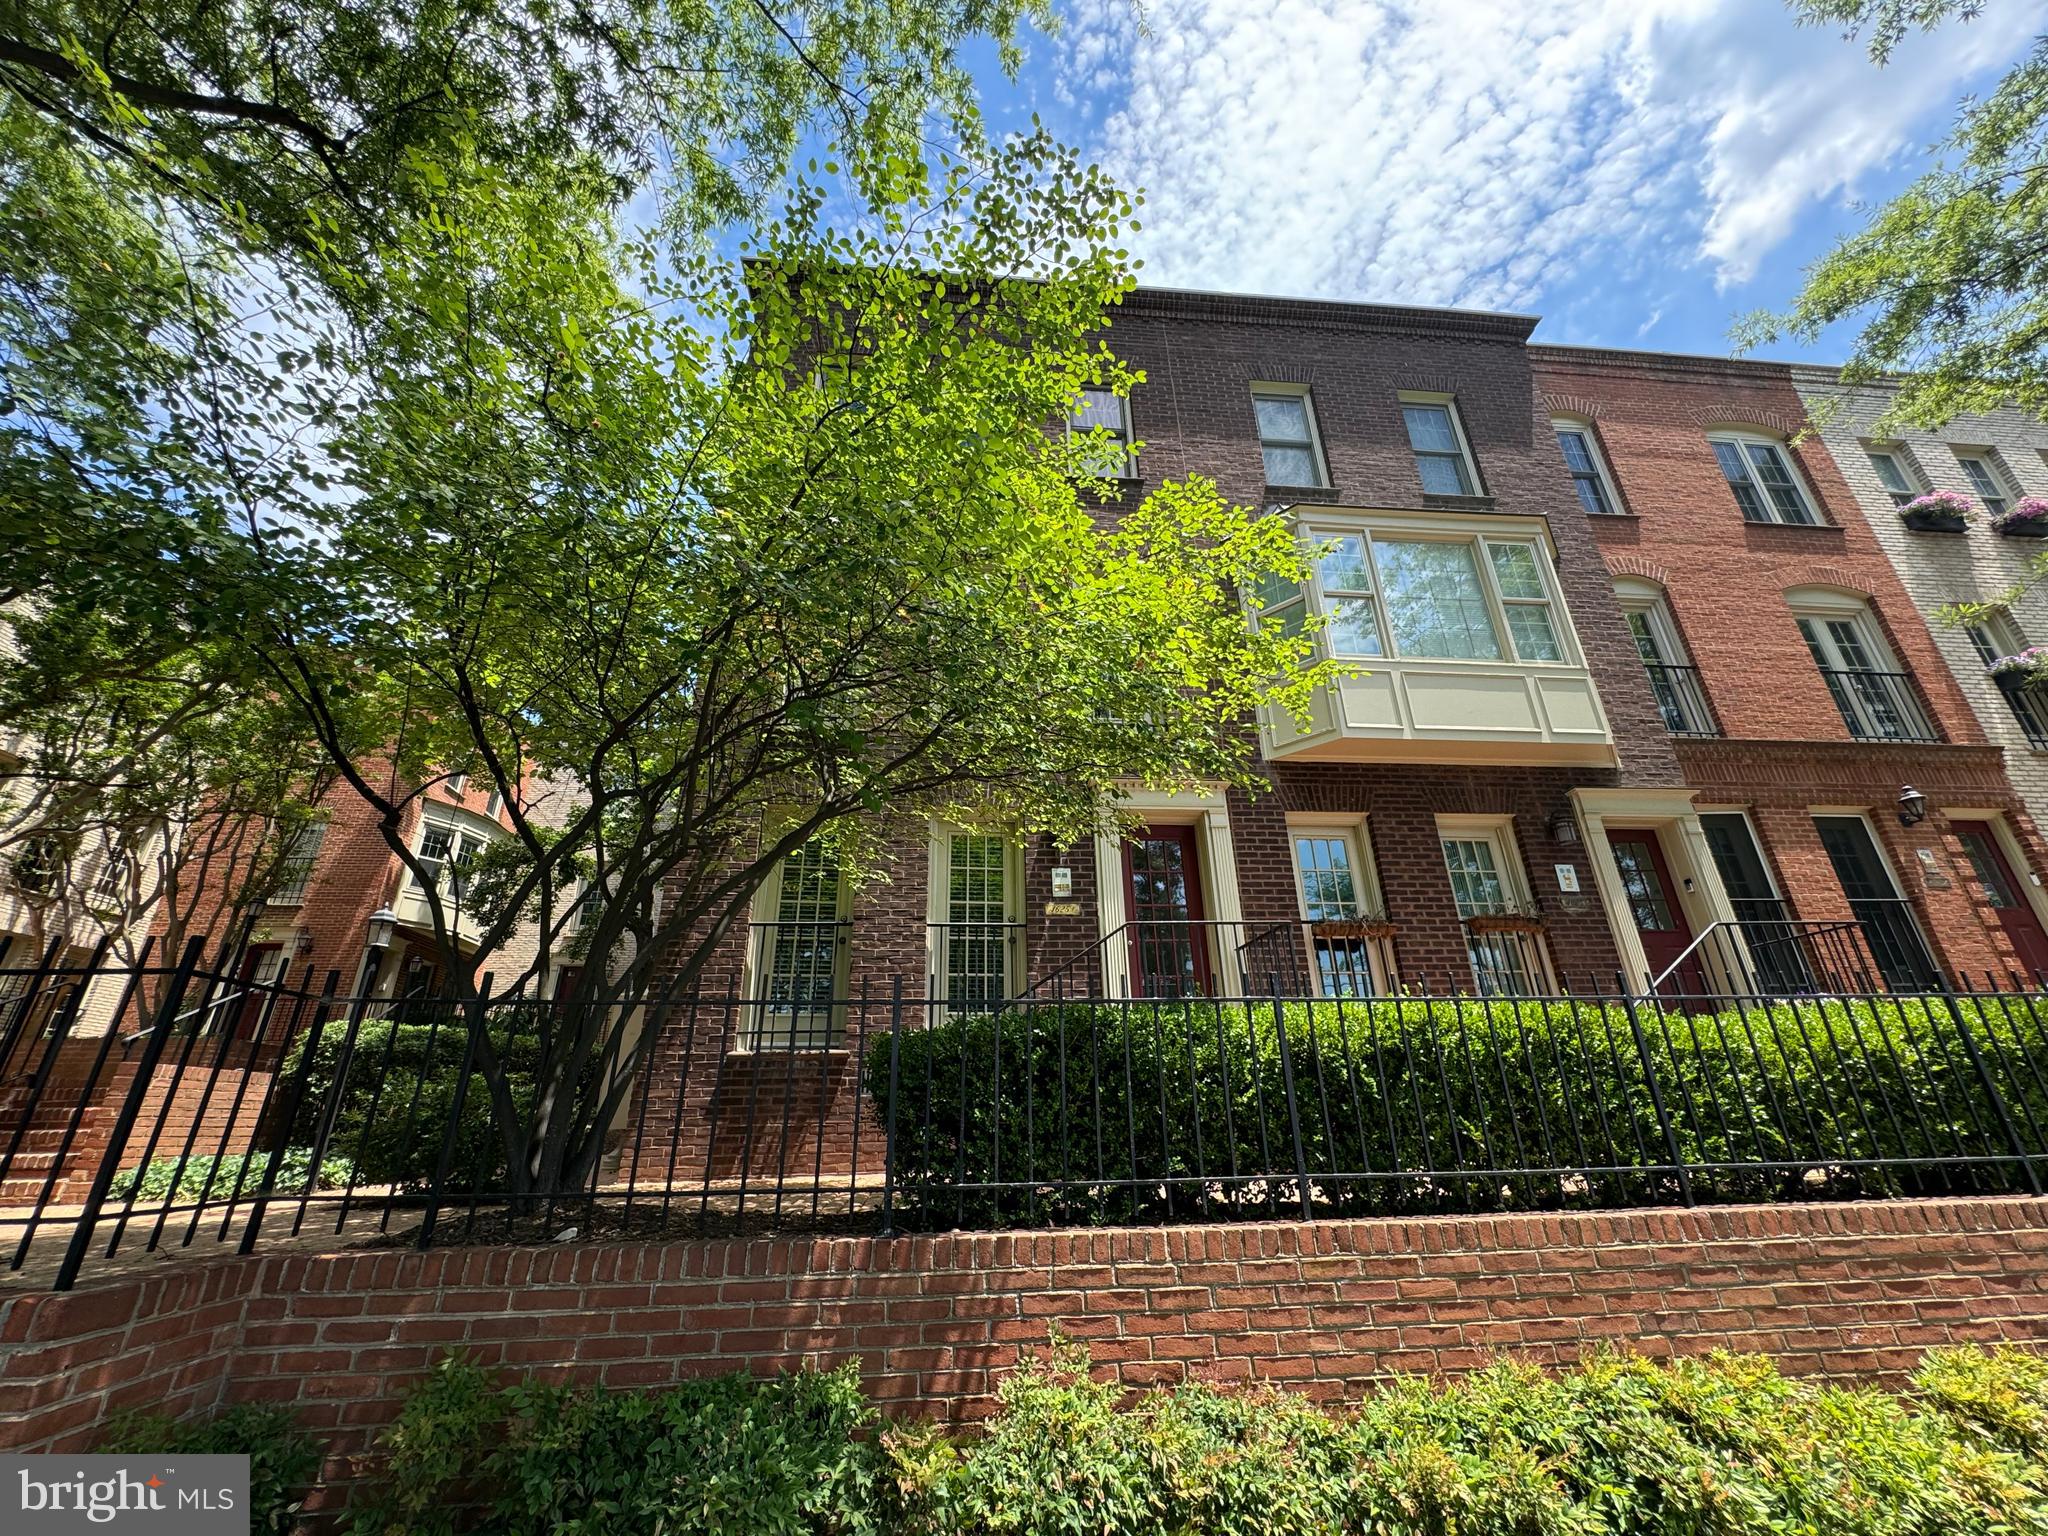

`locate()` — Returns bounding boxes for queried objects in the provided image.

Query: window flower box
[1464,911,1544,936]
[1898,489,1975,533]
[1309,917,1397,941]
[1991,497,2048,538]
[1990,647,2048,690]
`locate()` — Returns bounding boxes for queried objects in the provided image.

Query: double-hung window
[1956,451,2016,516]
[1251,388,1326,487]
[1070,388,1134,477]
[1968,611,2048,749]
[1288,824,1384,996]
[1438,820,1545,995]
[1709,433,1818,525]
[1866,446,1920,507]
[1487,544,1563,661]
[1401,395,1479,495]
[930,828,1018,1011]
[269,819,326,905]
[1552,421,1618,514]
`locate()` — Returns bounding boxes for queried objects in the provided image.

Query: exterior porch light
[1896,785,1928,827]
[365,905,398,952]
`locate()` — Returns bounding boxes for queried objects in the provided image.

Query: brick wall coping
[1124,285,1538,342]
[1531,341,1815,381]
[7,1196,2048,1343]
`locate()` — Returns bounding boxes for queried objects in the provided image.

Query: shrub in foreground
[99,1403,321,1536]
[348,1341,2048,1535]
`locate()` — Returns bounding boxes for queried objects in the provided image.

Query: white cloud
[1050,0,2037,307]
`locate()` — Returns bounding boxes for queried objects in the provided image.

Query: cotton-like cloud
[1049,0,2037,308]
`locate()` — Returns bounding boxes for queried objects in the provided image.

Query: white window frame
[1612,578,1690,665]
[90,846,132,908]
[1707,431,1820,526]
[1069,388,1135,477]
[1293,523,1575,667]
[1967,609,2029,668]
[1250,383,1329,489]
[742,829,851,1049]
[268,818,327,906]
[1400,391,1482,497]
[1864,443,1922,508]
[1435,814,1551,994]
[410,807,497,910]
[925,822,1023,1011]
[1551,418,1621,515]
[1788,590,1933,742]
[1955,449,2018,516]
[1286,816,1390,996]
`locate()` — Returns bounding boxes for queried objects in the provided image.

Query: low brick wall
[5,1198,2048,1480]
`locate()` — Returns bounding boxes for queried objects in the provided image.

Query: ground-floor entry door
[1953,822,2048,981]
[1813,816,1942,990]
[1122,824,1210,997]
[1607,831,1700,996]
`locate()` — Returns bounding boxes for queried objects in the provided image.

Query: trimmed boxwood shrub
[278,1011,549,1193]
[351,1343,2048,1535]
[861,996,2048,1226]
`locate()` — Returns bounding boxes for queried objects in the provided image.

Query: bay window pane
[1326,597,1383,656]
[1486,543,1545,599]
[1374,540,1502,660]
[1506,605,1563,661]
[1316,534,1371,593]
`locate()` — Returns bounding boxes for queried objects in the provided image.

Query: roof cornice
[1124,285,1538,342]
[1528,342,1805,379]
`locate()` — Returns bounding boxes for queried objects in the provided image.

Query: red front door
[1954,824,2048,982]
[1608,832,1701,997]
[1122,825,1210,997]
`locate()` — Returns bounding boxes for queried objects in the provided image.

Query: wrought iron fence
[1815,666,1939,743]
[3,937,2047,1292]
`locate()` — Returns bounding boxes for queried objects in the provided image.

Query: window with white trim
[1274,527,1568,665]
[1437,819,1545,995]
[1866,445,1921,507]
[90,847,132,907]
[1251,387,1326,487]
[748,837,848,1048]
[1613,578,1716,736]
[1708,432,1818,525]
[1956,450,2016,516]
[1401,394,1479,496]
[268,820,325,905]
[1070,388,1134,477]
[930,828,1019,1011]
[1789,592,1935,742]
[1551,420,1619,514]
[1288,822,1385,996]
[412,814,490,909]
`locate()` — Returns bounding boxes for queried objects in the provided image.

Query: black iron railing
[1642,661,1720,737]
[1997,674,2048,751]
[5,945,2048,1292]
[1815,667,1938,743]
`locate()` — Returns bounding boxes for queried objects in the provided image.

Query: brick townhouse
[650,286,1875,1179]
[1791,366,2048,948]
[1531,343,2048,989]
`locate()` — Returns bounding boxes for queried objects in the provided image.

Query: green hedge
[860,996,2048,1226]
[111,1147,351,1203]
[349,1343,2048,1535]
[279,1015,548,1192]
[100,1403,321,1536]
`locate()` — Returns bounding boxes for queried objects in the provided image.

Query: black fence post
[417,979,491,1251]
[52,937,206,1292]
[879,976,905,1237]
[1935,987,2043,1196]
[1620,982,1694,1207]
[239,970,343,1255]
[1270,990,1314,1220]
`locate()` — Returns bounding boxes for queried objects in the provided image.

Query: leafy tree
[234,136,1332,1202]
[1745,0,2047,426]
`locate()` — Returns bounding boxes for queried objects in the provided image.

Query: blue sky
[942,0,2037,362]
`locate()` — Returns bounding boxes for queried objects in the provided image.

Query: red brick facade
[1534,346,2048,982]
[5,1198,2047,1491]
